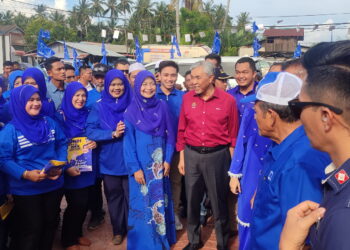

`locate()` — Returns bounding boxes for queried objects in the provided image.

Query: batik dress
[124,119,176,250]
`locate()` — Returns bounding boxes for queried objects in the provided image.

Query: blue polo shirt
[250,125,330,250]
[155,85,184,133]
[310,159,350,250]
[228,82,258,124]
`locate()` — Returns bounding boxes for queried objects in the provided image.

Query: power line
[254,12,350,19]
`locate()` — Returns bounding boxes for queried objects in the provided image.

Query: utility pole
[176,0,180,42]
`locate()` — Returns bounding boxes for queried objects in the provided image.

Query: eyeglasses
[288,99,343,119]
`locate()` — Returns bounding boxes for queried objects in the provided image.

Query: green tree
[153,2,175,42]
[104,0,119,27]
[13,13,30,30]
[0,11,15,25]
[71,0,92,40]
[90,0,105,18]
[236,12,251,31]
[49,11,65,23]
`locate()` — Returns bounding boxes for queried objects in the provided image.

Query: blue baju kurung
[229,105,272,250]
[123,119,176,250]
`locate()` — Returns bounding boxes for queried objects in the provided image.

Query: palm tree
[236,12,251,31]
[104,0,119,26]
[134,0,155,33]
[13,12,29,29]
[73,0,92,39]
[49,10,66,23]
[90,0,105,18]
[34,4,47,18]
[117,0,133,15]
[0,11,15,25]
[153,2,175,41]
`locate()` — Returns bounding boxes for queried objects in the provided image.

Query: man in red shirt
[177,61,239,250]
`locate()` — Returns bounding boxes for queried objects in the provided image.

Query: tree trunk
[221,0,231,32]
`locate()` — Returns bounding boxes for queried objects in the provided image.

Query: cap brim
[240,94,257,103]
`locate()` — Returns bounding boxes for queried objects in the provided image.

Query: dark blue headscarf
[98,69,131,130]
[9,85,50,144]
[22,67,55,117]
[61,82,89,138]
[124,70,175,145]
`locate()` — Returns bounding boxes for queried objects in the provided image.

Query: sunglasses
[288,99,343,119]
[121,70,129,74]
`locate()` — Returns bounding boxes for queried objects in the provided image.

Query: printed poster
[67,137,92,172]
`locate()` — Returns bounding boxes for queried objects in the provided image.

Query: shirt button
[255,144,258,147]
[202,121,205,125]
[202,133,205,135]
[202,143,204,146]
[203,111,205,114]
[260,158,264,161]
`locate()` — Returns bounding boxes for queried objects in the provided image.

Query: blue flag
[73,48,80,76]
[64,41,70,60]
[171,35,181,59]
[100,41,107,65]
[252,21,259,33]
[253,37,261,57]
[135,37,143,63]
[37,29,55,58]
[293,43,302,58]
[211,31,221,55]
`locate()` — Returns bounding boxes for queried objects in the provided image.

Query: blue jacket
[55,111,97,190]
[0,102,11,129]
[86,102,128,176]
[250,126,331,250]
[0,117,68,195]
[86,88,101,111]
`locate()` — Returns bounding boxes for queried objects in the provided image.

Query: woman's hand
[113,121,126,138]
[66,167,81,177]
[22,170,46,182]
[229,177,241,194]
[46,169,63,180]
[134,169,145,185]
[85,140,97,150]
[163,162,171,177]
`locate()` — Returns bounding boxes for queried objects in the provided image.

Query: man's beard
[96,86,104,92]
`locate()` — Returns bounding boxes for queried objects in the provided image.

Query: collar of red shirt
[191,87,220,100]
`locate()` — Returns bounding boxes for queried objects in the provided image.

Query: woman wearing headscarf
[0,84,67,250]
[56,82,97,250]
[86,69,131,245]
[0,78,11,129]
[2,69,23,99]
[123,70,176,250]
[22,67,56,117]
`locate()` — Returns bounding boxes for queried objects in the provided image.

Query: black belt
[187,144,228,154]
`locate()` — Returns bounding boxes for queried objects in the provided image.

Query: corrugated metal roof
[263,29,304,37]
[59,41,125,57]
[0,25,24,35]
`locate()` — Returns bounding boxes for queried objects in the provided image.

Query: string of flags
[211,31,221,55]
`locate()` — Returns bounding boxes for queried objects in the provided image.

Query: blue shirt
[250,126,331,250]
[156,85,184,133]
[228,82,258,124]
[46,80,66,110]
[0,117,68,195]
[310,159,350,250]
[86,102,128,176]
[0,102,11,129]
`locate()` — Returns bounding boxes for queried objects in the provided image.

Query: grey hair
[190,61,215,76]
[259,101,299,123]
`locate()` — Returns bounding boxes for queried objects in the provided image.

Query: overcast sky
[2,0,349,45]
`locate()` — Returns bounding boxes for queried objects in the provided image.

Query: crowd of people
[0,40,349,250]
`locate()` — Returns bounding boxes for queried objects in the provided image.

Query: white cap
[155,60,163,70]
[129,62,145,73]
[242,72,303,106]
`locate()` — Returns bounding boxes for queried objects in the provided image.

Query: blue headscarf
[9,85,50,144]
[98,69,131,130]
[22,67,55,117]
[0,78,5,105]
[124,70,175,145]
[2,70,23,100]
[60,82,89,138]
[8,70,23,90]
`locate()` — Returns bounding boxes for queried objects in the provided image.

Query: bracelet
[23,170,28,179]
